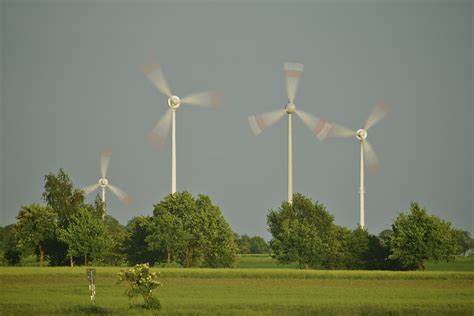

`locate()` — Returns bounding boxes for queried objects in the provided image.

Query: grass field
[1,269,473,315]
[1,256,474,315]
[425,255,474,271]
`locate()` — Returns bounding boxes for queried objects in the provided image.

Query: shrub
[117,263,162,310]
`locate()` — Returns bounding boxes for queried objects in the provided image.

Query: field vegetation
[1,264,473,315]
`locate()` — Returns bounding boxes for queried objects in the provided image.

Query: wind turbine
[142,58,222,194]
[324,101,392,228]
[82,148,131,213]
[248,62,331,204]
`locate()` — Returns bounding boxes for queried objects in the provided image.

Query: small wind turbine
[324,101,392,228]
[248,62,331,204]
[82,148,131,211]
[142,58,222,194]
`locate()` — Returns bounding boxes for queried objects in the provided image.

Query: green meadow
[1,256,474,315]
[425,255,474,272]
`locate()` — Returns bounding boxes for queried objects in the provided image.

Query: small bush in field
[117,263,162,309]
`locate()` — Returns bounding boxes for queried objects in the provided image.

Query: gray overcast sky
[0,0,472,239]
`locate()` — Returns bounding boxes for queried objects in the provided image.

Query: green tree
[341,228,397,270]
[147,206,189,265]
[125,216,160,266]
[249,236,270,254]
[15,204,58,267]
[154,192,200,267]
[324,225,351,270]
[234,234,251,254]
[370,229,403,270]
[234,234,270,254]
[364,234,390,270]
[267,193,342,269]
[0,225,21,266]
[196,194,236,268]
[150,192,236,268]
[42,169,88,265]
[345,227,369,269]
[456,230,473,256]
[93,194,106,220]
[103,215,128,265]
[42,168,85,227]
[378,229,393,247]
[388,202,460,270]
[58,207,112,265]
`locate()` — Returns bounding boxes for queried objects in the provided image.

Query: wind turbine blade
[295,110,332,141]
[364,100,392,130]
[181,91,223,108]
[147,109,172,149]
[284,62,304,103]
[362,140,380,174]
[82,184,99,196]
[100,147,112,178]
[141,59,173,98]
[247,109,286,136]
[108,184,132,205]
[328,124,357,138]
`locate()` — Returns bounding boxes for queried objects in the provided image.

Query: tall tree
[42,168,85,227]
[267,193,343,269]
[15,204,57,267]
[125,216,160,266]
[104,215,128,265]
[155,192,200,267]
[363,234,392,270]
[147,206,189,265]
[345,227,370,270]
[388,202,460,270]
[323,225,351,270]
[150,192,236,268]
[58,207,112,265]
[196,194,236,268]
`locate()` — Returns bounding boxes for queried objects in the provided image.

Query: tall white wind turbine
[142,59,222,194]
[324,101,392,228]
[248,62,332,204]
[82,148,131,213]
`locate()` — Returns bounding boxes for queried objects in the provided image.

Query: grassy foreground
[1,266,474,315]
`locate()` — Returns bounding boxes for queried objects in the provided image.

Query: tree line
[268,193,472,270]
[0,169,472,270]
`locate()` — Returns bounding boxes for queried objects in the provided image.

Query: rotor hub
[285,102,296,114]
[168,95,181,109]
[98,178,108,188]
[356,129,368,141]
